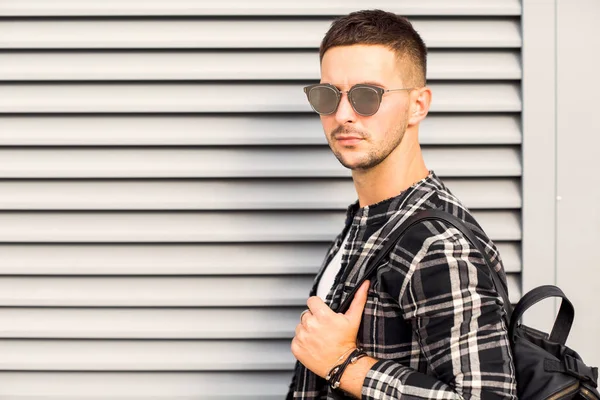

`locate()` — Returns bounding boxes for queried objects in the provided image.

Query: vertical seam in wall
[520,1,526,299]
[521,4,526,298]
[553,0,559,312]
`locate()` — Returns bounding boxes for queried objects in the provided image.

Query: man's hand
[291,280,370,378]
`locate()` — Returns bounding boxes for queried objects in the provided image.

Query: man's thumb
[345,280,370,323]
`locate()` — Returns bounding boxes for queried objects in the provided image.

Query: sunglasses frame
[303,83,415,117]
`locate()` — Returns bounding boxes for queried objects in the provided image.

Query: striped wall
[0,1,522,398]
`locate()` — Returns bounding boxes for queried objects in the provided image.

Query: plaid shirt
[288,172,517,399]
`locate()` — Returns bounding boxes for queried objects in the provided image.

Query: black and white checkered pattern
[288,172,517,399]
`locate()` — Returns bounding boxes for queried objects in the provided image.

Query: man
[287,10,517,400]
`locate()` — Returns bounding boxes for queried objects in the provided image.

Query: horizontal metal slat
[0,307,304,339]
[0,293,521,339]
[0,339,295,371]
[0,178,522,210]
[0,276,315,307]
[0,147,522,178]
[0,50,522,81]
[0,331,524,371]
[0,114,522,146]
[0,242,521,275]
[0,210,521,243]
[0,0,522,16]
[0,275,523,306]
[0,243,329,275]
[0,82,522,113]
[0,19,521,49]
[0,371,291,399]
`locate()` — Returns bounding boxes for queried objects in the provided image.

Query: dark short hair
[319,9,427,86]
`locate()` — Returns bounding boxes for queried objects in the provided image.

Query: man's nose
[334,93,357,125]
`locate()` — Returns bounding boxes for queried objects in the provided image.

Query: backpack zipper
[547,382,580,400]
[581,386,599,400]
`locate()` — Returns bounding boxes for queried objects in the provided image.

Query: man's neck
[351,135,429,208]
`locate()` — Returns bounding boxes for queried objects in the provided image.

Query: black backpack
[339,209,599,400]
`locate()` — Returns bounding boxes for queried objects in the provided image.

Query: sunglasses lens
[307,86,339,115]
[349,87,380,116]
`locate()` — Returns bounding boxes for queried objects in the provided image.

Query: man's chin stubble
[335,153,383,171]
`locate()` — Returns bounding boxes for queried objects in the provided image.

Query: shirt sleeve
[361,227,517,400]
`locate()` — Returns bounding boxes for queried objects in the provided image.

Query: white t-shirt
[316,232,350,299]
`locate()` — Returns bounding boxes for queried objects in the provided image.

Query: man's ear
[407,87,432,126]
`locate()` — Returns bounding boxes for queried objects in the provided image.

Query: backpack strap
[544,356,598,387]
[508,285,574,345]
[336,209,513,321]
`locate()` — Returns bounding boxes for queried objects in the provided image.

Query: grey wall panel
[520,0,558,332]
[0,242,521,275]
[0,147,522,178]
[0,19,521,49]
[0,0,522,16]
[555,0,600,366]
[0,82,522,113]
[0,2,524,396]
[0,210,521,242]
[0,114,522,146]
[0,50,521,80]
[0,178,522,210]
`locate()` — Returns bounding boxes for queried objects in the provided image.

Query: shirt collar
[343,170,446,227]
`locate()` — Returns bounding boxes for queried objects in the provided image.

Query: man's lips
[335,135,364,145]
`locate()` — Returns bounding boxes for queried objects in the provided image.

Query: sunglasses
[303,83,415,117]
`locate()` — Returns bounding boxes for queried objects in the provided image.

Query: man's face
[319,45,412,171]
